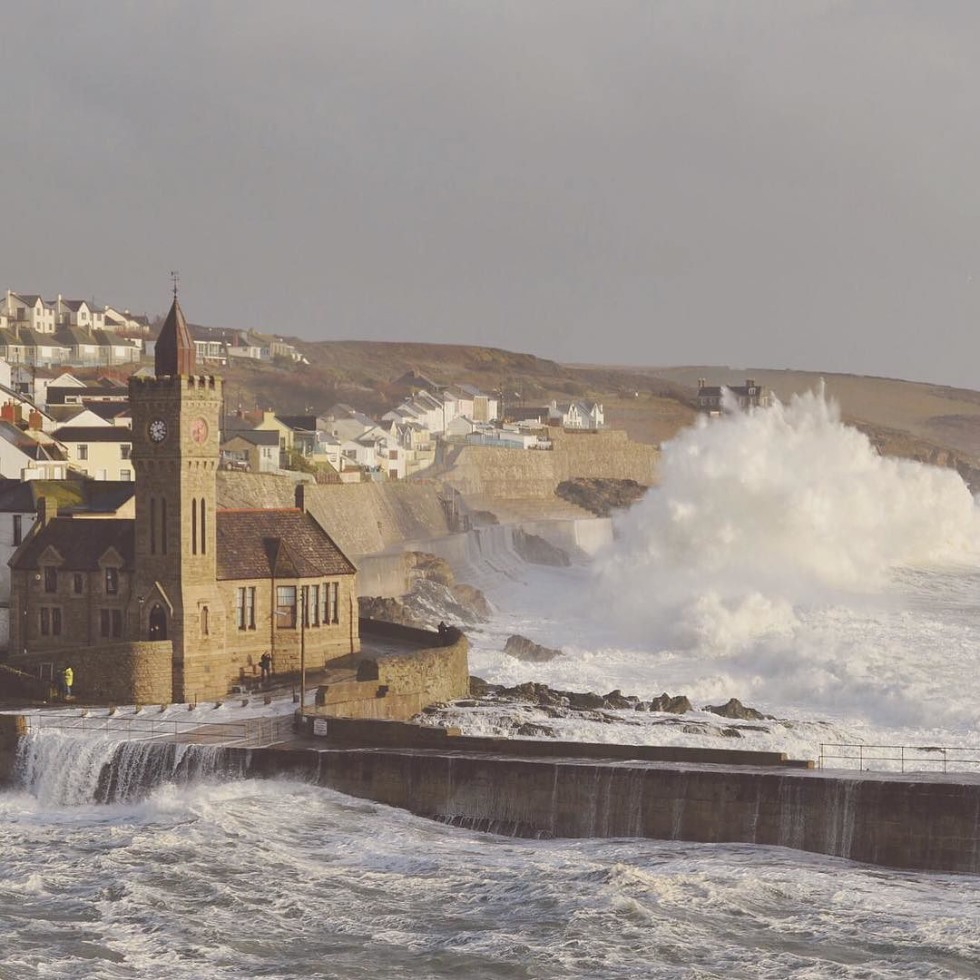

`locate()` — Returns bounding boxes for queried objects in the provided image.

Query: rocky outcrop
[504,634,563,663]
[511,529,571,566]
[704,697,768,720]
[556,478,649,517]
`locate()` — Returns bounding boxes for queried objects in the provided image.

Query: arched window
[200,498,207,555]
[161,498,167,554]
[201,605,209,636]
[191,499,197,555]
[150,497,156,554]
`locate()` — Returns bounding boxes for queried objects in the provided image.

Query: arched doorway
[148,603,167,641]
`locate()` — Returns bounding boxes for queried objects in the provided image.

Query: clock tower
[129,294,225,700]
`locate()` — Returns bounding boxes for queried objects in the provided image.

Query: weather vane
[170,270,179,300]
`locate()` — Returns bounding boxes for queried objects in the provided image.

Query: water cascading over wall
[7,724,980,874]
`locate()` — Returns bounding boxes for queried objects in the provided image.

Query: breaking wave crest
[596,386,980,653]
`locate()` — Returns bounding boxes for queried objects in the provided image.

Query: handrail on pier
[819,742,980,774]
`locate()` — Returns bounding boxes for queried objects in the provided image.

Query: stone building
[8,296,360,703]
[696,378,771,414]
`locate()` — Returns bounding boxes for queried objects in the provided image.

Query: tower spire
[154,282,196,377]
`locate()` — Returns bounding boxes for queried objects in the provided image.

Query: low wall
[305,621,469,721]
[239,747,980,874]
[8,641,173,705]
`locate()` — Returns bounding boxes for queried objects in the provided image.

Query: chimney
[1,402,14,423]
[697,378,706,389]
[27,409,42,430]
[295,482,307,512]
[747,379,756,388]
[37,496,58,527]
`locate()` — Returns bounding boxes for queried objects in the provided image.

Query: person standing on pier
[62,665,74,699]
[260,651,272,682]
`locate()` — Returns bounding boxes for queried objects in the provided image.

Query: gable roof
[10,517,135,570]
[215,508,356,580]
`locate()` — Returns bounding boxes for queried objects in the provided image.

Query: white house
[548,400,604,429]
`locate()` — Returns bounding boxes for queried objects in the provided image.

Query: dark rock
[515,722,557,738]
[720,727,743,738]
[703,697,766,721]
[469,676,498,698]
[649,693,693,714]
[602,689,634,710]
[682,724,708,735]
[504,634,563,663]
[556,478,649,517]
[567,691,606,710]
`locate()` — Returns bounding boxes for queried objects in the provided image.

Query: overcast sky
[3,2,980,387]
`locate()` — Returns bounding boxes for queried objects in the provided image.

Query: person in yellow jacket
[62,665,74,698]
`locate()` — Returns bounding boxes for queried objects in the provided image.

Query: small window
[52,608,62,636]
[43,567,57,593]
[40,608,50,635]
[12,514,22,546]
[73,573,83,595]
[77,444,88,461]
[201,605,209,636]
[120,469,131,481]
[105,567,118,595]
[120,444,131,459]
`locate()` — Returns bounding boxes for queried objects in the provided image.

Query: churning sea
[4,388,980,978]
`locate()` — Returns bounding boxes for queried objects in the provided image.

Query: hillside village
[0,289,611,668]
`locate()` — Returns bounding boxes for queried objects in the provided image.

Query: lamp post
[299,584,307,716]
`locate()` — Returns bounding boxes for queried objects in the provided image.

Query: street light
[300,583,307,717]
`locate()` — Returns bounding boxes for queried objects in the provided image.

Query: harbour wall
[234,748,980,874]
[4,715,980,874]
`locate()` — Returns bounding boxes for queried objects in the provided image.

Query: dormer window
[43,567,57,593]
[105,567,119,595]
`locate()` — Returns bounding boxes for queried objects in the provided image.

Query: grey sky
[3,2,980,387]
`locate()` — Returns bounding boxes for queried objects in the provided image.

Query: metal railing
[819,742,980,774]
[23,713,295,747]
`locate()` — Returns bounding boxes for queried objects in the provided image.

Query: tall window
[191,501,197,555]
[320,582,329,625]
[40,608,62,636]
[246,586,255,629]
[150,497,156,554]
[100,609,122,638]
[201,606,209,636]
[105,567,119,595]
[77,444,88,461]
[276,586,296,629]
[236,587,246,629]
[310,584,320,626]
[161,498,167,554]
[12,514,22,546]
[199,498,207,554]
[43,567,57,593]
[73,573,83,595]
[328,582,339,625]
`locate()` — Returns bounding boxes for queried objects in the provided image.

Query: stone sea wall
[444,429,660,500]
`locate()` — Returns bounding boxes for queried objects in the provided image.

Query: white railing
[819,742,980,774]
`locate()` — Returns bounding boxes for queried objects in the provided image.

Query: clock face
[191,417,209,444]
[148,418,168,443]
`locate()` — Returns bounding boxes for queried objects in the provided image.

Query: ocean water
[5,388,980,978]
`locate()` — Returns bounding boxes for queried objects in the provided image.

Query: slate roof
[51,425,133,443]
[222,428,280,447]
[10,517,135,570]
[215,508,355,580]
